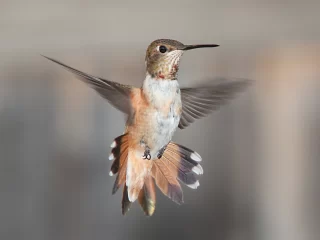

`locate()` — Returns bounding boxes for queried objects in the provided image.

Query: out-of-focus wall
[0,1,319,240]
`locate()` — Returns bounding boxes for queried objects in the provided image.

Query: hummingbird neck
[146,68,178,80]
[142,74,180,107]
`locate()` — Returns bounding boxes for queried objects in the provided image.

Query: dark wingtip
[41,54,52,60]
[234,78,254,90]
[41,55,66,68]
[41,55,61,65]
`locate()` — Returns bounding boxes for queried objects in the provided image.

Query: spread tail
[151,142,203,205]
[109,135,202,216]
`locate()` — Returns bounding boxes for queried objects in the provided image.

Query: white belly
[142,75,181,158]
[149,101,180,157]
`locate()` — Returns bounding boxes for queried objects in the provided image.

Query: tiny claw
[142,148,151,160]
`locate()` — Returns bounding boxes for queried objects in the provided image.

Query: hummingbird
[43,39,250,216]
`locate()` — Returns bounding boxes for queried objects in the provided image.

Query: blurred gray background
[1,0,320,240]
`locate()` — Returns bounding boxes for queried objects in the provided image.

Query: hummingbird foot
[142,147,152,160]
[157,145,167,159]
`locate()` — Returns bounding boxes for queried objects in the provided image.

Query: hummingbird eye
[158,45,167,53]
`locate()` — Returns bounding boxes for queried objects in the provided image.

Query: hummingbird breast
[128,75,182,159]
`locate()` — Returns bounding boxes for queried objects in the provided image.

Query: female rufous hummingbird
[43,39,250,216]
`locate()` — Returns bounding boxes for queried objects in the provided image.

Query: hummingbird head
[145,39,219,80]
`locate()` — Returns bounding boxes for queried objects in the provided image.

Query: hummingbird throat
[146,50,183,80]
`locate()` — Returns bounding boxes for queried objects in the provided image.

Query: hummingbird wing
[42,56,133,115]
[179,79,251,129]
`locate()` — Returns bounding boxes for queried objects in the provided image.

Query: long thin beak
[180,44,219,51]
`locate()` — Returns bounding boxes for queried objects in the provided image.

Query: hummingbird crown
[145,39,219,80]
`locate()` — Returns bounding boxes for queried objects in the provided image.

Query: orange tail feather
[109,136,202,215]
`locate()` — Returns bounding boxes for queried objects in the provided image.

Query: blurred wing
[179,79,251,129]
[43,55,133,115]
